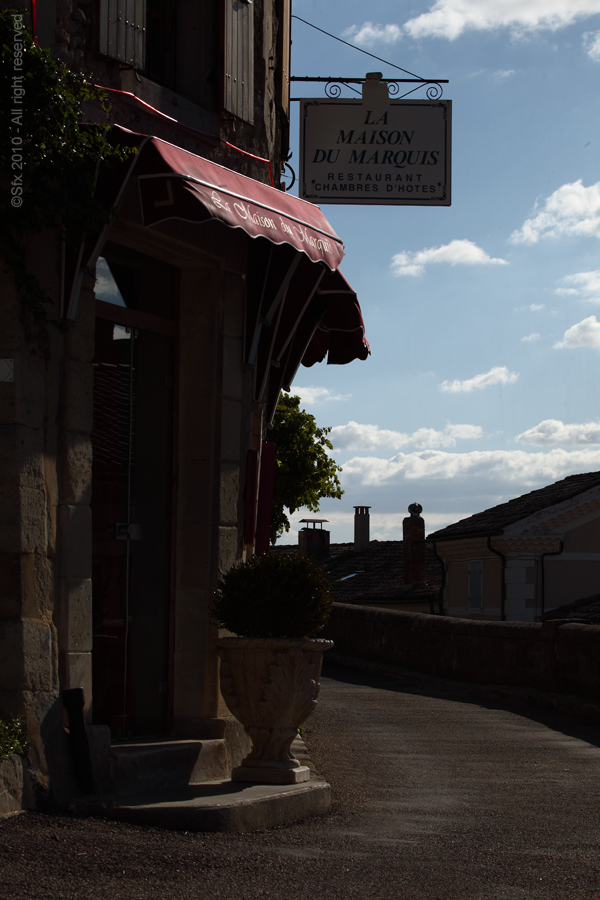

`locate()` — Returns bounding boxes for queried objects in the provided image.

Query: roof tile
[427,471,600,542]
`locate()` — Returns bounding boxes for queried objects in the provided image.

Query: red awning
[68,127,369,396]
[127,130,345,270]
[302,270,370,367]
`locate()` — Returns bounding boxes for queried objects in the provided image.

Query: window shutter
[277,0,291,120]
[468,560,482,608]
[99,0,146,68]
[223,0,254,124]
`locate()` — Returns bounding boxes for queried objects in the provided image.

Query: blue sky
[278,0,600,544]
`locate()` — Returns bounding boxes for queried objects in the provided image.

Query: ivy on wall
[0,9,131,332]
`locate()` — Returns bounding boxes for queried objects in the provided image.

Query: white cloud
[291,386,351,405]
[510,180,600,244]
[341,448,600,487]
[287,509,473,541]
[516,419,600,445]
[342,22,403,46]
[556,270,600,302]
[492,69,516,81]
[439,366,519,393]
[583,29,600,60]
[391,239,507,277]
[329,421,483,451]
[553,315,600,348]
[521,332,541,342]
[403,0,600,41]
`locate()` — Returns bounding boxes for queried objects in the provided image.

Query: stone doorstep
[73,735,330,833]
[109,738,229,796]
[91,777,331,833]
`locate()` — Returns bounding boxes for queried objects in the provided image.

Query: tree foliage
[0,10,131,330]
[270,393,343,541]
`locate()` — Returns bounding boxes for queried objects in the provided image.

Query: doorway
[91,251,177,739]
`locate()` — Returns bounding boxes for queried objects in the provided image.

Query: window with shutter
[468,560,482,608]
[276,0,291,121]
[99,0,146,68]
[223,0,254,124]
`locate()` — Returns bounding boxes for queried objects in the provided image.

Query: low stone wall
[324,604,600,700]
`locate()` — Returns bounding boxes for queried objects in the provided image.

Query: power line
[291,15,426,81]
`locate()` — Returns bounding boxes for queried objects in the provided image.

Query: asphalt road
[1,661,600,900]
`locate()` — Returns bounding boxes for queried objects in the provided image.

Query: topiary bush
[213,553,334,639]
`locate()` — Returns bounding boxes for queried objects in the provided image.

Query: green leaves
[0,716,26,760]
[270,393,343,541]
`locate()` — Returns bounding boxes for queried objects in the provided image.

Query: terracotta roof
[273,541,443,603]
[427,471,600,543]
[541,593,600,624]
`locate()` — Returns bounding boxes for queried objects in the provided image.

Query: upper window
[99,0,147,69]
[223,0,254,124]
[276,0,291,122]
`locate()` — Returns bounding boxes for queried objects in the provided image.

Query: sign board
[299,99,451,206]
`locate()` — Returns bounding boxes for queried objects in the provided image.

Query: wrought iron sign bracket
[290,76,448,102]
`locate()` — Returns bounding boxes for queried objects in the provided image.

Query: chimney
[403,502,425,584]
[354,506,370,551]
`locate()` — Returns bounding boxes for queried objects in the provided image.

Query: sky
[278,0,600,544]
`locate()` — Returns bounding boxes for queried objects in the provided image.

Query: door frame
[95,294,180,735]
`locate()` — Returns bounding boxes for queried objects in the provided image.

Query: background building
[428,472,600,622]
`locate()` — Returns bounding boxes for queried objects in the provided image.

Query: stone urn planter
[212,552,334,785]
[217,636,332,784]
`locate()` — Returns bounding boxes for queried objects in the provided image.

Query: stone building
[427,472,600,622]
[0,0,368,808]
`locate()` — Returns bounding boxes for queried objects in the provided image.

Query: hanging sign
[299,99,451,206]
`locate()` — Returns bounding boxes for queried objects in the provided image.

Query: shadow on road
[322,659,600,751]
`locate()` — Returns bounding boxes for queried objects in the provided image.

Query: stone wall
[325,603,600,700]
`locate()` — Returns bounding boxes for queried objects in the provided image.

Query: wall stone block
[0,424,44,487]
[64,359,93,434]
[0,484,47,555]
[59,504,92,578]
[219,464,240,527]
[0,619,55,693]
[57,578,92,653]
[0,754,26,815]
[0,553,44,620]
[218,526,239,576]
[62,432,92,506]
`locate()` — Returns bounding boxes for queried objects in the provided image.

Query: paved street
[1,661,600,899]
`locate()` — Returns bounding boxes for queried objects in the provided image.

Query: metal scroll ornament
[322,78,444,100]
[388,80,444,100]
